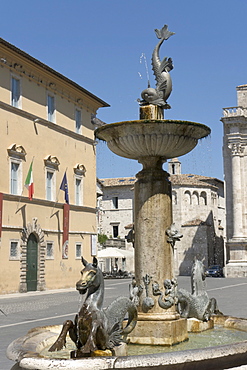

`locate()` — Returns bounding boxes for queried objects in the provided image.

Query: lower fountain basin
[95,120,211,161]
[7,315,247,370]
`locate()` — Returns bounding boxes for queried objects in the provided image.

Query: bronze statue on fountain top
[139,25,175,116]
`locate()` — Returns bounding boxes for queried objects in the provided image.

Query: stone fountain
[95,24,210,346]
[6,25,247,370]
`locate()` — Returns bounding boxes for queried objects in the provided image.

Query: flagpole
[16,156,35,213]
[15,187,24,213]
[50,168,68,217]
[50,189,61,218]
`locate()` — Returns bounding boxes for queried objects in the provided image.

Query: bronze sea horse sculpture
[140,24,175,109]
[49,257,137,357]
[177,259,223,321]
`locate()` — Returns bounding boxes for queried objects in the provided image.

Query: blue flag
[60,172,69,204]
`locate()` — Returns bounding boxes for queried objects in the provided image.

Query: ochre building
[0,38,108,294]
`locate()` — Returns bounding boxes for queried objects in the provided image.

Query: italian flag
[25,161,34,200]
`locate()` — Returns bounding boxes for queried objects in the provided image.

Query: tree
[98,233,108,245]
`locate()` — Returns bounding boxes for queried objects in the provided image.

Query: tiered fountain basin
[95,120,211,161]
[7,315,247,370]
[96,118,211,348]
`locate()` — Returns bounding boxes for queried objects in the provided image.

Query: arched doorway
[26,233,38,291]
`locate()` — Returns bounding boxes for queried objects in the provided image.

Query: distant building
[168,159,225,275]
[221,84,247,277]
[0,38,108,294]
[97,177,135,273]
[99,159,225,276]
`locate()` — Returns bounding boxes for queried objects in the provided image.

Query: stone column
[229,143,244,239]
[129,156,187,345]
[134,157,177,317]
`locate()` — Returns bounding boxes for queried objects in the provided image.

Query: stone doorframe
[19,218,46,293]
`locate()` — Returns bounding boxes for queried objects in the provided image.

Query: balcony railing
[222,106,247,118]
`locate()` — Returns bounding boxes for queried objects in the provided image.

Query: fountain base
[187,318,214,332]
[128,317,188,346]
[7,316,247,370]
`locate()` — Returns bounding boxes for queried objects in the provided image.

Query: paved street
[0,276,247,369]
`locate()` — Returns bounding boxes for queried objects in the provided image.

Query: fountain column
[134,157,176,316]
[127,125,188,345]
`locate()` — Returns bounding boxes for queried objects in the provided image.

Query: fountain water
[6,24,247,369]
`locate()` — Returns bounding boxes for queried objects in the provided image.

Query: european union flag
[60,172,69,204]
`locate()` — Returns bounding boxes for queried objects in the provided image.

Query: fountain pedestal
[95,105,210,346]
[129,316,188,346]
[129,156,187,345]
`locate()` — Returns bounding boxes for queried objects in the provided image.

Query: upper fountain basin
[95,120,211,161]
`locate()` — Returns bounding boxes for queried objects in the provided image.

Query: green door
[26,233,38,291]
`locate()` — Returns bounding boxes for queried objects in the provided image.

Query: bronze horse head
[76,256,103,296]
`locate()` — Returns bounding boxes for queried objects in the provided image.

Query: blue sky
[2,0,247,181]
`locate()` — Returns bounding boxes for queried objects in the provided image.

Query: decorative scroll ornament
[7,144,26,159]
[129,277,143,306]
[139,25,175,109]
[74,163,86,176]
[228,142,245,156]
[166,223,183,248]
[142,274,154,312]
[152,278,178,309]
[44,155,60,169]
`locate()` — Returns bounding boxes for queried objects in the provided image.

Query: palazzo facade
[0,38,108,294]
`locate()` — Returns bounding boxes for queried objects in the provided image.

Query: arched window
[172,190,177,205]
[171,163,175,174]
[200,191,207,205]
[184,190,191,205]
[211,192,217,205]
[192,191,199,205]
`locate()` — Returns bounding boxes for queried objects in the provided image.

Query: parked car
[205,265,224,277]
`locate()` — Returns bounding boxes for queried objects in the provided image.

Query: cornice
[44,155,60,170]
[226,133,247,146]
[171,183,218,191]
[0,38,109,109]
[3,193,96,213]
[74,163,86,176]
[0,100,95,145]
[221,116,247,126]
[2,224,96,235]
[7,143,26,159]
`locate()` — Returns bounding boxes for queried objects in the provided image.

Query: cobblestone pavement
[0,277,247,369]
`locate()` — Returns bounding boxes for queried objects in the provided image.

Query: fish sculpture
[140,25,175,109]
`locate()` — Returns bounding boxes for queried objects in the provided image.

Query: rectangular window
[47,94,55,122]
[11,77,21,108]
[113,225,119,238]
[46,170,54,201]
[75,243,82,259]
[75,109,82,134]
[46,242,54,259]
[75,177,82,205]
[11,161,20,195]
[9,240,20,260]
[112,196,118,209]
